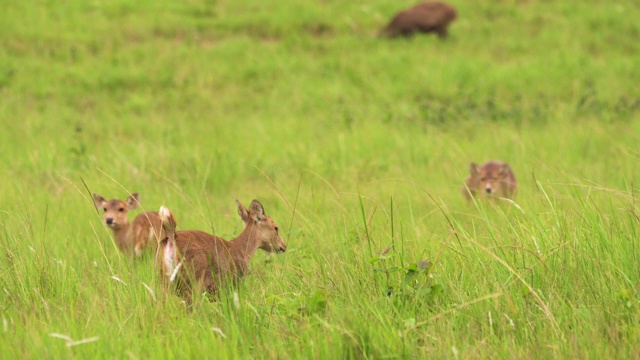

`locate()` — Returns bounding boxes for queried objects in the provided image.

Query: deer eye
[103,208,107,212]
[275,226,279,232]
[118,207,125,212]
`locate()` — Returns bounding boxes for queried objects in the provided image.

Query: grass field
[1,0,640,358]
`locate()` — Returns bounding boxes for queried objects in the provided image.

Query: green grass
[1,0,640,358]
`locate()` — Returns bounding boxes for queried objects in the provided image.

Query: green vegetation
[1,0,639,358]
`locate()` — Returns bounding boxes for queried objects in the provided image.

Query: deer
[92,193,164,257]
[157,199,286,301]
[381,2,457,39]
[462,161,518,201]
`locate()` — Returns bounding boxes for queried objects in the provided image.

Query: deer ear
[470,163,480,176]
[249,199,265,222]
[92,193,106,209]
[236,200,250,224]
[126,193,140,210]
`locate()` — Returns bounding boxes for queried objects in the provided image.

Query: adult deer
[158,199,286,301]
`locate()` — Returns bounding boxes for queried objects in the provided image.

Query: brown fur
[92,193,164,256]
[462,161,518,200]
[382,2,457,38]
[158,199,286,301]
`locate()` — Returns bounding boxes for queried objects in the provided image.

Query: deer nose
[485,187,492,194]
[106,218,114,225]
[278,243,287,253]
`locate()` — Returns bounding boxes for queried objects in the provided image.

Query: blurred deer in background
[462,161,518,200]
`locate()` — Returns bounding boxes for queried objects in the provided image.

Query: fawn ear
[499,163,511,175]
[126,193,140,210]
[236,200,250,225]
[92,193,106,210]
[469,163,480,177]
[249,199,266,222]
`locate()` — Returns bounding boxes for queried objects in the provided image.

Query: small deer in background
[462,161,518,200]
[158,199,286,301]
[93,193,164,257]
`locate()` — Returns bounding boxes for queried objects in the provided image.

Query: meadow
[1,0,640,358]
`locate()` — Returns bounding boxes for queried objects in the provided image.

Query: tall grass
[1,0,639,358]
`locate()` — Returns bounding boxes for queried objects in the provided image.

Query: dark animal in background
[462,161,518,201]
[382,2,457,38]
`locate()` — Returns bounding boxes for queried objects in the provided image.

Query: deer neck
[229,224,261,264]
[111,222,132,250]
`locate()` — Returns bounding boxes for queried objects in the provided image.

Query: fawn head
[92,193,140,229]
[236,199,286,253]
[470,162,512,196]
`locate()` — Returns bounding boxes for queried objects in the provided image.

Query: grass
[1,0,640,358]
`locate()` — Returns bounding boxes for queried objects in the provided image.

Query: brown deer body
[382,2,457,38]
[93,193,164,256]
[462,161,518,200]
[158,199,286,300]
